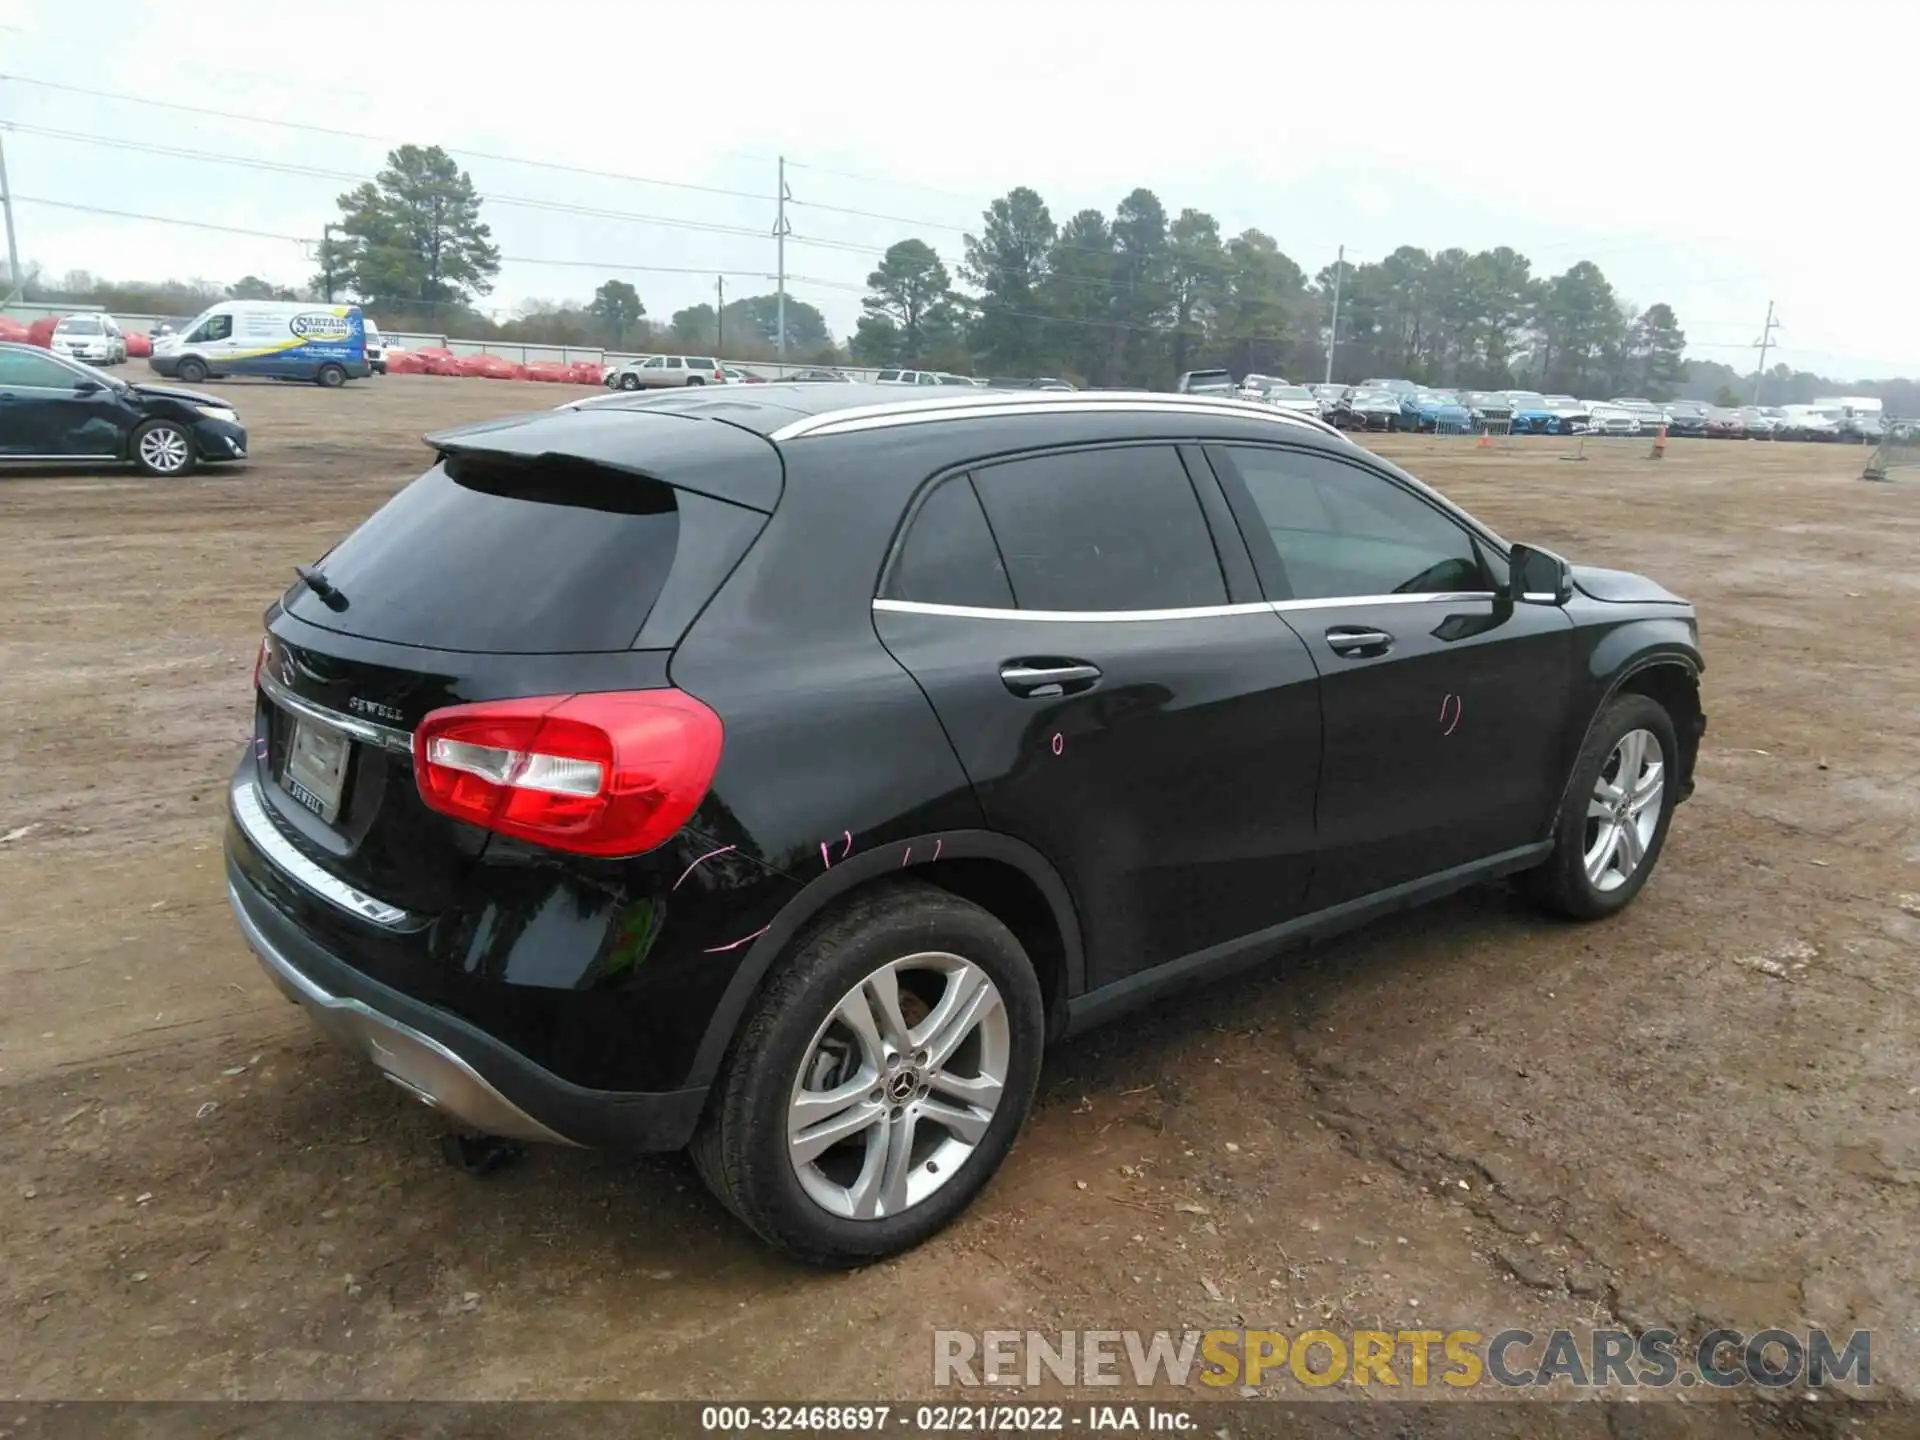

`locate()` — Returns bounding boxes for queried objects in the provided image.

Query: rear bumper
[231,879,577,1145]
[225,828,709,1152]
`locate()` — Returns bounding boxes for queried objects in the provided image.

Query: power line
[2,121,1181,297]
[0,74,776,202]
[3,79,1788,354]
[9,197,787,282]
[3,123,790,245]
[7,69,1783,301]
[783,157,988,206]
[20,192,1756,357]
[4,105,1766,309]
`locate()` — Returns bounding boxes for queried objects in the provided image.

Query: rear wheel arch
[684,830,1084,1090]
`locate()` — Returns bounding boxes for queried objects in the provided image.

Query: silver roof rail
[767,389,1348,443]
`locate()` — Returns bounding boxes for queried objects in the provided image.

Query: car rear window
[282,458,764,654]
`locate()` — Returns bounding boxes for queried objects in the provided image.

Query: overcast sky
[3,0,1913,379]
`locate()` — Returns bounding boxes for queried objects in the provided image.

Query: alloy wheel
[138,426,191,475]
[1584,727,1665,891]
[787,952,1009,1221]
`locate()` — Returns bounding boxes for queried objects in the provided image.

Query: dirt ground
[3,376,1915,1422]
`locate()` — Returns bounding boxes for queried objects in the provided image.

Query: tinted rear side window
[283,459,760,653]
[884,477,1014,609]
[970,447,1228,612]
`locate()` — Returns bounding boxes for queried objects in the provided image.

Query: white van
[149,300,370,387]
[364,320,386,375]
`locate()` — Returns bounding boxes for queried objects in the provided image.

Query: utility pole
[0,129,23,304]
[716,275,724,351]
[321,223,337,303]
[1324,243,1344,385]
[773,156,792,362]
[1751,300,1780,404]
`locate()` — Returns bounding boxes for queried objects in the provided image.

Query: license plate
[281,717,351,823]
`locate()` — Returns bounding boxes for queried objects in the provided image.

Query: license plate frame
[281,716,352,823]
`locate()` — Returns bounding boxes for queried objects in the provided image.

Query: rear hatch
[239,408,778,944]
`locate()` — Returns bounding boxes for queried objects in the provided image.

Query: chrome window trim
[231,780,412,928]
[1270,590,1494,614]
[874,598,1277,623]
[259,669,414,756]
[873,592,1495,623]
[769,392,1344,443]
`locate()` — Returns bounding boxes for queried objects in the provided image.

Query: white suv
[51,313,127,366]
[605,354,725,390]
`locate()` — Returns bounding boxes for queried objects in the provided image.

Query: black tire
[316,363,347,389]
[620,373,641,391]
[686,376,706,386]
[129,419,196,478]
[690,880,1045,1267]
[175,356,209,384]
[1525,693,1680,921]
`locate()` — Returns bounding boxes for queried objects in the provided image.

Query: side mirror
[73,378,103,394]
[1509,543,1574,605]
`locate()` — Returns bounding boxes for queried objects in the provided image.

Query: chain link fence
[1863,419,1918,481]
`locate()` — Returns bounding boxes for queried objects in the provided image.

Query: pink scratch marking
[672,844,735,891]
[1439,693,1463,737]
[1051,732,1064,757]
[704,925,770,954]
[840,829,853,860]
[932,838,943,861]
[254,737,269,759]
[820,841,832,869]
[901,846,912,867]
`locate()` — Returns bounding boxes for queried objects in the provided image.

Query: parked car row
[1225,374,1886,442]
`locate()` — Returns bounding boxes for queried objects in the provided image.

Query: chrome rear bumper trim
[258,670,413,756]
[228,881,577,1146]
[231,779,411,928]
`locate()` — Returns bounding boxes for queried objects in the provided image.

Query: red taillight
[413,689,723,858]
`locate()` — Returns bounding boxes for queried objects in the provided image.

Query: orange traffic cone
[1649,425,1667,459]
[1476,430,1493,449]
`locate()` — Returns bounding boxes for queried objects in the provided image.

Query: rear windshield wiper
[294,564,348,612]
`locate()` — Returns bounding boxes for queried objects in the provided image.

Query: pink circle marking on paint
[1051,733,1064,756]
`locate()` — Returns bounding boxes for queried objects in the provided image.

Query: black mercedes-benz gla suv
[225,384,1706,1265]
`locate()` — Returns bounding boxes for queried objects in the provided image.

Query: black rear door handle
[1000,661,1101,698]
[1324,626,1394,658]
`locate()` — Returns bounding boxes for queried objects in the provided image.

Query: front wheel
[1525,694,1679,920]
[131,419,196,477]
[691,881,1044,1267]
[619,373,641,391]
[316,363,347,388]
[175,356,209,384]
